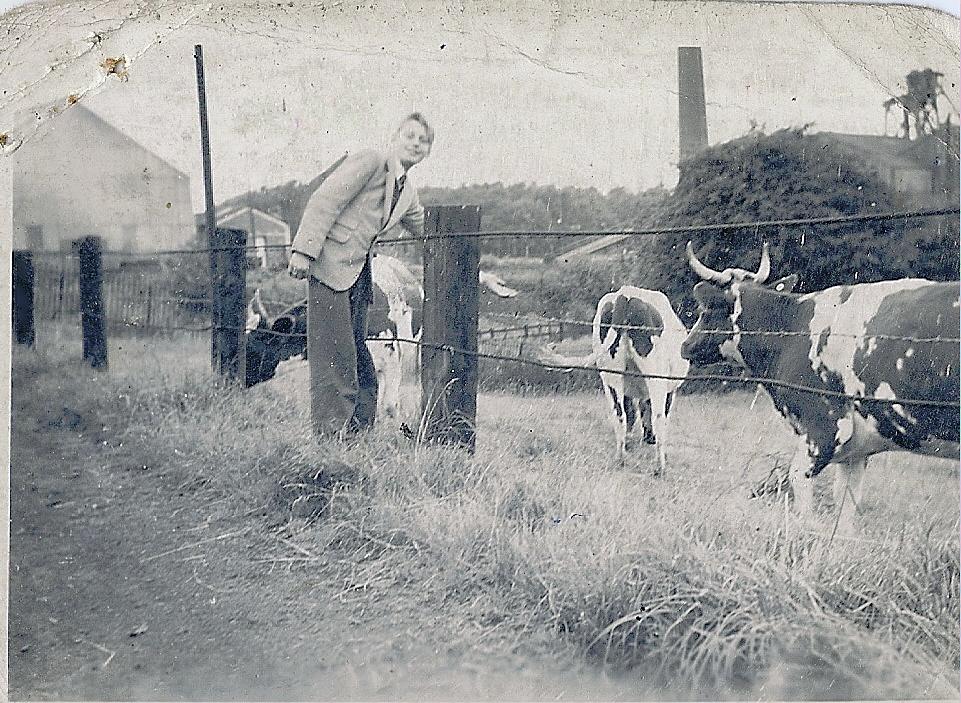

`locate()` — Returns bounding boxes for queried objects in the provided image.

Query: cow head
[682,242,797,366]
[244,293,307,387]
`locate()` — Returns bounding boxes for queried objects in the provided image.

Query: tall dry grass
[14,328,960,700]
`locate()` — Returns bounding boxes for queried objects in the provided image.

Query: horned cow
[682,241,960,530]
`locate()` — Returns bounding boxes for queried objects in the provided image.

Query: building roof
[216,206,290,231]
[196,206,291,231]
[816,131,946,174]
[60,104,190,180]
[550,234,630,262]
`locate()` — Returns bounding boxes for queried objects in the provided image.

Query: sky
[0,0,957,213]
[1,0,954,19]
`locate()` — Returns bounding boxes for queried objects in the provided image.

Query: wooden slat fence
[31,257,209,334]
[475,318,598,391]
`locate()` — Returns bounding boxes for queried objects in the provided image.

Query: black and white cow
[543,286,689,474]
[682,241,960,528]
[245,254,519,421]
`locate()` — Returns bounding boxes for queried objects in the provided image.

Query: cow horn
[753,243,770,283]
[686,241,732,284]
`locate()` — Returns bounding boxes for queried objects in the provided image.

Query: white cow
[365,254,424,420]
[543,287,689,474]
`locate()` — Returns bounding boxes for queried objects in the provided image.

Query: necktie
[389,174,406,218]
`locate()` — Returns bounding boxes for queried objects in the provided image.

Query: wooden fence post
[421,205,481,451]
[56,263,65,321]
[12,250,35,347]
[145,285,153,328]
[74,236,107,369]
[214,227,247,381]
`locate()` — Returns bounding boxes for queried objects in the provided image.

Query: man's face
[391,120,432,170]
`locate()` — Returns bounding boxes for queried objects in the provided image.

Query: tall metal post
[195,44,219,370]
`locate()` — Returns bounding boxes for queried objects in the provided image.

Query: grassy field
[11,326,960,700]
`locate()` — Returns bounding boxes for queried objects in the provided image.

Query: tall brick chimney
[678,47,709,164]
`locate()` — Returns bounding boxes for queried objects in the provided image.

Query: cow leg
[374,362,388,417]
[380,343,402,419]
[603,381,627,463]
[649,391,670,478]
[640,398,656,445]
[368,338,402,421]
[394,305,420,419]
[622,394,642,451]
[787,437,815,518]
[832,458,867,533]
[397,333,422,420]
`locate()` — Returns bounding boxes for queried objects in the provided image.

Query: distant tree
[419,181,668,258]
[216,153,348,237]
[637,126,957,322]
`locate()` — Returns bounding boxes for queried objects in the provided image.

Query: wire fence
[18,204,960,411]
[40,301,949,409]
[23,205,960,259]
[377,205,961,245]
[158,315,959,409]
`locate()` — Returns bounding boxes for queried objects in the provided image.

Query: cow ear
[769,274,799,293]
[271,316,294,334]
[692,281,725,305]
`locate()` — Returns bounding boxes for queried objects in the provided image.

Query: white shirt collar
[389,154,406,178]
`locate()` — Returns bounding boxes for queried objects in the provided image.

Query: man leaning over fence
[287,113,433,439]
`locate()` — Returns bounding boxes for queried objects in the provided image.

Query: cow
[682,241,960,529]
[542,286,689,475]
[244,253,519,421]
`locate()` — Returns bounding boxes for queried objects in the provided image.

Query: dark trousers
[307,258,378,437]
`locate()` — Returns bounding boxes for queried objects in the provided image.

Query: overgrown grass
[15,330,960,700]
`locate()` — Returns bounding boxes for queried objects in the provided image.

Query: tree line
[213,165,670,260]
[199,125,956,321]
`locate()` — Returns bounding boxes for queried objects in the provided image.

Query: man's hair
[399,112,434,145]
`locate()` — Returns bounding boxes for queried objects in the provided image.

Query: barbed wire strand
[42,294,961,346]
[22,205,959,259]
[404,337,959,410]
[240,307,961,346]
[378,206,960,245]
[99,320,959,409]
[480,311,961,345]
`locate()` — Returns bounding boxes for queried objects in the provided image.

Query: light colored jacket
[291,149,425,291]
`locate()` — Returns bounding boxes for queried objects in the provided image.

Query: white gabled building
[216,206,291,269]
[12,104,194,254]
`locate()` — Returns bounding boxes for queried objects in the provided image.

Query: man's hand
[288,251,312,280]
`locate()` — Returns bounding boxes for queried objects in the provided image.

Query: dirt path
[8,389,641,701]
